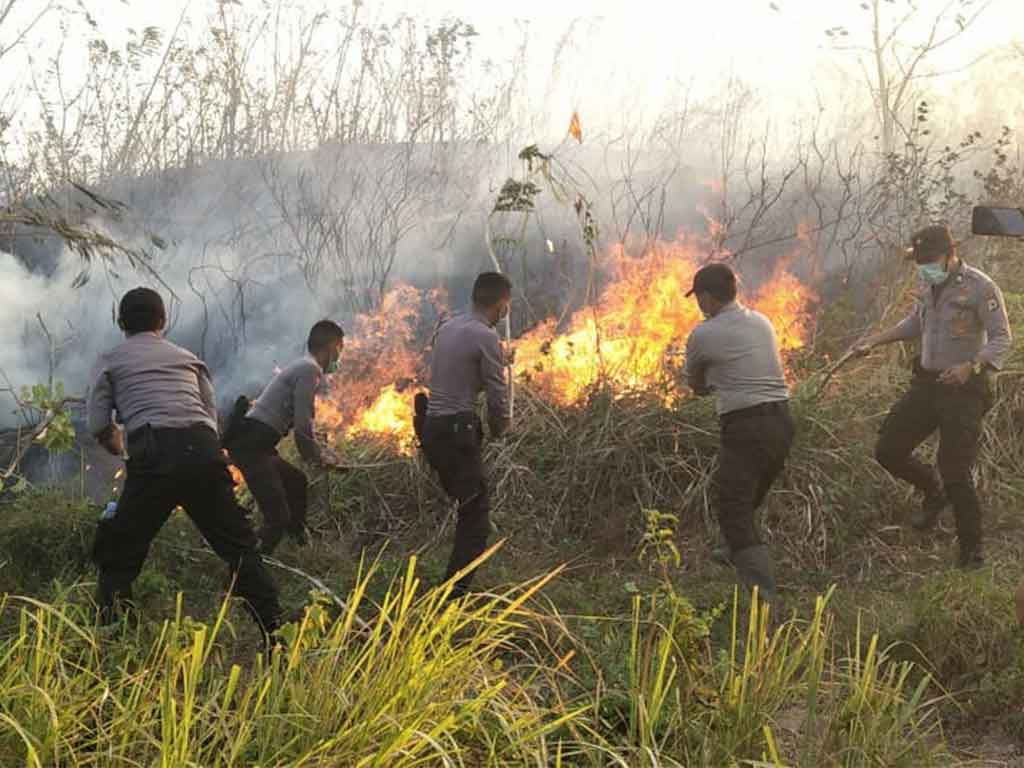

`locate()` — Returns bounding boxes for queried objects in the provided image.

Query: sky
[8,0,1021,143]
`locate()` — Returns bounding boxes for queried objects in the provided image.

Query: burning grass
[310,237,818,455]
[2,281,1024,764]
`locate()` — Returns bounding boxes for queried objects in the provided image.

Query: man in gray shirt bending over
[419,272,512,598]
[224,320,345,555]
[683,263,794,604]
[88,288,282,640]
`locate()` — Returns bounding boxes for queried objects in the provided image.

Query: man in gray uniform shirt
[683,263,794,604]
[224,320,345,555]
[88,288,282,638]
[420,272,512,598]
[853,224,1011,568]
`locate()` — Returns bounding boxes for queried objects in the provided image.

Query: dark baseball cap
[905,224,955,262]
[686,262,736,298]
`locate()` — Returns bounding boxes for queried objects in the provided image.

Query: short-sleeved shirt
[684,302,789,416]
[427,311,509,426]
[86,332,218,438]
[885,261,1011,372]
[247,355,323,464]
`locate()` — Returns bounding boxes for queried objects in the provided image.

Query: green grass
[3,295,1024,764]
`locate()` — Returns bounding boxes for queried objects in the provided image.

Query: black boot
[910,490,947,531]
[711,544,733,566]
[958,544,984,570]
[946,481,983,570]
[731,545,779,605]
[257,526,285,556]
[96,580,136,627]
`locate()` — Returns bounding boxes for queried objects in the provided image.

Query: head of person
[117,287,167,337]
[906,224,958,286]
[308,320,345,374]
[686,262,737,318]
[472,271,513,327]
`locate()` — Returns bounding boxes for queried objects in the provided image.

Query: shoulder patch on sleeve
[987,297,999,312]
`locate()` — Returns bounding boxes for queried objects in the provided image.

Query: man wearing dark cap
[853,224,1011,568]
[87,287,283,639]
[224,320,346,555]
[683,262,794,604]
[420,272,512,599]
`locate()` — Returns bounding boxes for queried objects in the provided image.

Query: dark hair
[471,271,512,308]
[307,319,345,353]
[118,287,166,334]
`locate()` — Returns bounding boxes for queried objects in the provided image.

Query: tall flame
[315,237,817,450]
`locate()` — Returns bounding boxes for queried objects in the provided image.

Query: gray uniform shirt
[684,302,790,416]
[247,355,323,464]
[87,332,218,437]
[427,311,510,428]
[880,261,1011,371]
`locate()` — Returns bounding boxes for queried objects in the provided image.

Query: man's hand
[98,425,125,458]
[850,337,876,358]
[502,343,516,367]
[318,447,349,473]
[938,362,973,386]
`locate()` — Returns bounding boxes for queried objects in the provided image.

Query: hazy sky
[11,0,1021,139]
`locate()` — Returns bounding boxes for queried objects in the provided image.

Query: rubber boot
[731,545,779,605]
[711,544,733,566]
[257,525,285,556]
[910,489,947,531]
[947,481,983,570]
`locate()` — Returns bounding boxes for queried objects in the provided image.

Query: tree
[825,0,996,154]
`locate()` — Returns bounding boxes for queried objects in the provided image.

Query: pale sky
[7,0,1023,143]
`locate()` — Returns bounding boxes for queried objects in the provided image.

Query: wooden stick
[485,212,515,421]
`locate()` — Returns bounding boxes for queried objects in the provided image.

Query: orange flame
[315,237,817,448]
[515,238,816,404]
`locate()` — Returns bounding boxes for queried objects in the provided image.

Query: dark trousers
[420,413,489,596]
[875,369,991,553]
[226,418,308,556]
[92,425,281,633]
[716,401,795,552]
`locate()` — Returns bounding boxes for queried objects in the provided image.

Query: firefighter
[683,263,794,604]
[418,272,512,599]
[88,288,282,638]
[223,320,346,555]
[852,224,1011,568]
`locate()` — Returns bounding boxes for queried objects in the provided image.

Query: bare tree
[825,0,997,154]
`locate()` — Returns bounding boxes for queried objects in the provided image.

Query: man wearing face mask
[683,263,794,605]
[853,224,1011,568]
[420,272,513,598]
[224,320,346,555]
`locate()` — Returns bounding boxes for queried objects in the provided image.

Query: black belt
[425,411,479,433]
[720,400,789,427]
[126,423,217,443]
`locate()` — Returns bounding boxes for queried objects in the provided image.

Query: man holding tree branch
[852,224,1010,568]
[683,263,794,606]
[223,320,346,555]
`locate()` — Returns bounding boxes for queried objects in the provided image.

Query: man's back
[686,303,788,415]
[87,332,216,436]
[427,312,508,420]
